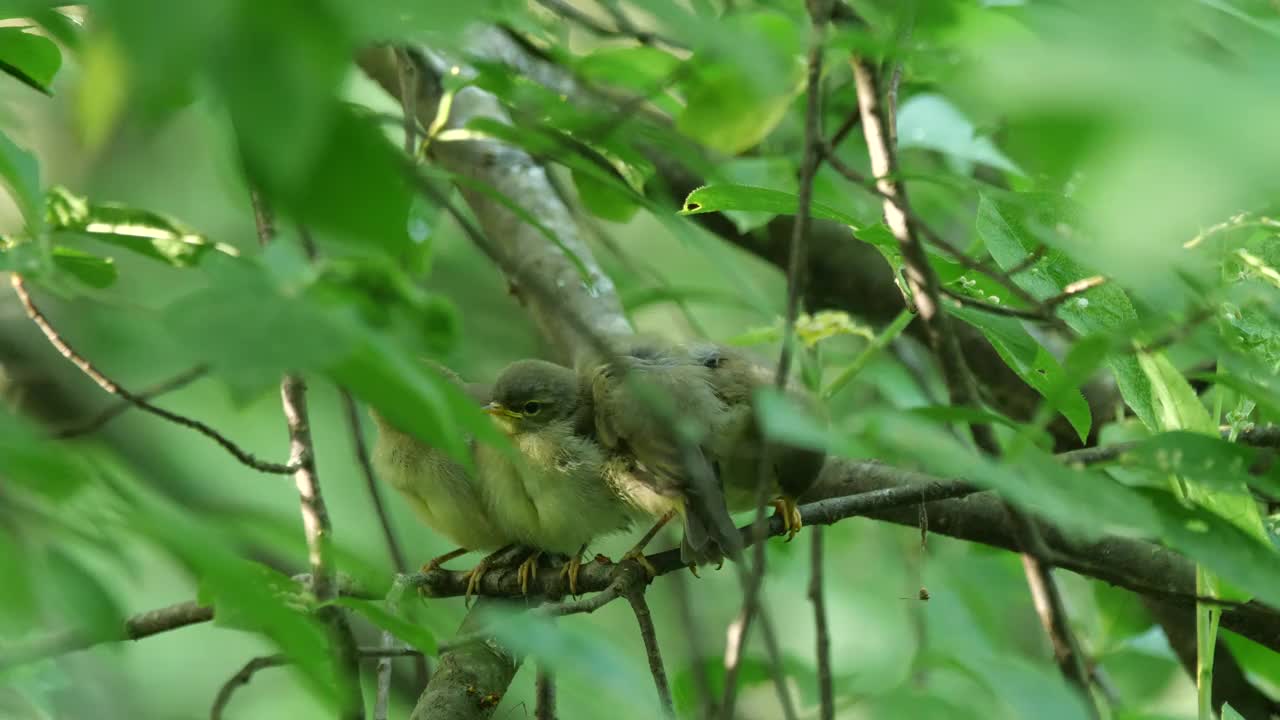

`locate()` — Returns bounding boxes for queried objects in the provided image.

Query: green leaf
[0,407,92,500]
[266,108,413,255]
[857,411,1280,608]
[50,247,116,288]
[1221,704,1247,720]
[713,156,797,233]
[162,255,351,402]
[46,185,231,267]
[0,26,61,94]
[1092,583,1154,651]
[675,12,801,154]
[679,184,863,228]
[44,548,124,644]
[574,46,681,91]
[1121,431,1280,500]
[572,166,639,223]
[754,387,829,452]
[976,192,1158,429]
[896,94,1021,175]
[620,284,764,313]
[212,0,349,191]
[948,304,1093,442]
[30,9,81,52]
[329,335,500,469]
[0,130,42,233]
[331,598,435,655]
[1139,353,1268,545]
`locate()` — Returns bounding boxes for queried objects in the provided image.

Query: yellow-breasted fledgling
[477,359,642,595]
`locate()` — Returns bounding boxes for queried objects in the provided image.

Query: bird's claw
[517,551,543,595]
[461,559,492,608]
[559,554,584,597]
[772,496,804,541]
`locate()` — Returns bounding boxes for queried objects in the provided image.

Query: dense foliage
[0,1,1278,719]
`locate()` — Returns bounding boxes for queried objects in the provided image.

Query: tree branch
[54,365,208,438]
[628,591,674,719]
[809,527,834,720]
[9,274,296,474]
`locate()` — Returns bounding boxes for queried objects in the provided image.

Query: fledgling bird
[477,359,642,595]
[369,363,515,599]
[691,343,827,541]
[585,339,746,568]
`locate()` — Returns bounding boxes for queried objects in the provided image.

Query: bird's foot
[687,563,701,578]
[772,496,804,541]
[558,545,587,597]
[619,547,658,578]
[420,547,468,574]
[459,544,520,607]
[517,550,544,595]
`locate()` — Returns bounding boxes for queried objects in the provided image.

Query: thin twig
[533,0,686,49]
[211,648,421,720]
[628,591,675,719]
[724,8,827,719]
[341,390,409,574]
[254,187,363,719]
[536,664,556,720]
[9,274,296,474]
[848,54,1099,718]
[55,365,208,438]
[809,527,834,720]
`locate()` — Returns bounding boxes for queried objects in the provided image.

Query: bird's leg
[517,550,544,595]
[461,544,517,607]
[620,511,674,577]
[420,547,468,573]
[771,496,804,541]
[558,544,588,597]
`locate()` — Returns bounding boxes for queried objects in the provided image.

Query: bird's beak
[483,402,521,419]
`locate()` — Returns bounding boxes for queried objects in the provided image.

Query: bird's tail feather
[679,470,743,566]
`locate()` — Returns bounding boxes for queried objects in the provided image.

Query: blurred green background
[2,1,1279,719]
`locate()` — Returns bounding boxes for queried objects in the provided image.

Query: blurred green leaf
[574,46,681,91]
[1122,431,1280,499]
[0,26,60,94]
[712,156,796,233]
[162,254,351,403]
[29,9,81,51]
[1220,704,1247,720]
[330,598,435,655]
[44,548,123,644]
[0,408,91,500]
[858,411,1280,607]
[1091,583,1154,652]
[50,246,116,288]
[212,0,348,191]
[676,11,801,155]
[949,304,1092,442]
[897,93,1021,175]
[572,166,639,223]
[0,130,42,233]
[977,192,1158,429]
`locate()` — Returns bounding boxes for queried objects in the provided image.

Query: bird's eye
[523,401,542,415]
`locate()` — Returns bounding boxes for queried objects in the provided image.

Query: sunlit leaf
[0,130,42,233]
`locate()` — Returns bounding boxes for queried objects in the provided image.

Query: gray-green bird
[369,363,514,599]
[689,343,827,541]
[478,359,643,594]
[585,339,746,568]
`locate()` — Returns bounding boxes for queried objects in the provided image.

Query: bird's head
[485,359,579,435]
